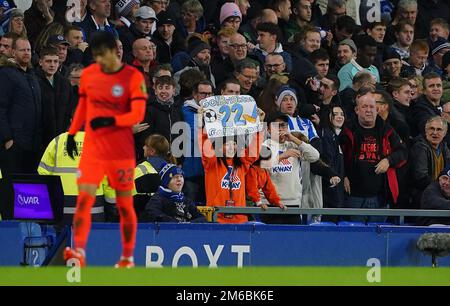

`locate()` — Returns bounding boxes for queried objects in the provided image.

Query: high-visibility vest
[106,160,158,204]
[38,132,106,220]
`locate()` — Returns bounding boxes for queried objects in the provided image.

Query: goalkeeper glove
[90,117,116,130]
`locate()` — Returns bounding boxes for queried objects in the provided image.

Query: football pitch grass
[0,267,449,286]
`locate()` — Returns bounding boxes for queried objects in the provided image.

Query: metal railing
[211,207,450,225]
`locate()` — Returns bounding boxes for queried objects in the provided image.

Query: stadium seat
[19,223,51,267]
[308,222,337,226]
[337,221,366,227]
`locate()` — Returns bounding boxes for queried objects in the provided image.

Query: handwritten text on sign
[202,95,262,138]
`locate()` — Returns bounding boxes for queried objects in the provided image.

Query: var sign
[146,245,250,268]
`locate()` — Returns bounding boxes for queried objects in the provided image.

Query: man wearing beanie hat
[274,85,320,143]
[153,10,184,64]
[331,39,357,75]
[430,37,450,76]
[220,2,242,30]
[115,0,141,28]
[382,47,403,80]
[419,163,450,226]
[173,36,215,87]
[142,163,206,223]
[275,85,298,110]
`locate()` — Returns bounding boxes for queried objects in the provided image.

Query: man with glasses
[264,53,286,78]
[234,59,259,96]
[410,116,450,209]
[182,80,214,204]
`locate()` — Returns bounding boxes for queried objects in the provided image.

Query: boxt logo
[17,194,40,205]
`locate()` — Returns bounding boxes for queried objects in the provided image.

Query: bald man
[261,9,278,24]
[132,38,157,88]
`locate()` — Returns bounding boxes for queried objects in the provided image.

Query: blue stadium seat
[338,221,366,227]
[19,223,51,267]
[308,222,337,226]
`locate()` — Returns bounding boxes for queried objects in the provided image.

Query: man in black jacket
[37,48,75,147]
[143,75,183,145]
[410,72,444,137]
[0,37,42,176]
[420,164,450,226]
[153,10,185,64]
[340,88,408,222]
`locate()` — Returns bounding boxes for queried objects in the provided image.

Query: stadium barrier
[211,207,450,224]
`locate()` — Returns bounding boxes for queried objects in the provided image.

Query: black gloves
[90,117,116,130]
[66,134,78,160]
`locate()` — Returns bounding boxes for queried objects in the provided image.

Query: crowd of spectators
[1,0,450,226]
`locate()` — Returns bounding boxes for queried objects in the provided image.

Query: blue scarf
[147,156,167,172]
[158,186,185,203]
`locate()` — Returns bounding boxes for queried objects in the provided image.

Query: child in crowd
[142,163,206,223]
[200,107,265,224]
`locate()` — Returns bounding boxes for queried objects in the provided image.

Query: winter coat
[0,57,42,152]
[320,127,345,208]
[142,192,206,223]
[153,30,186,64]
[410,95,442,137]
[420,182,450,226]
[36,68,75,147]
[409,134,450,208]
[182,99,204,178]
[143,96,184,144]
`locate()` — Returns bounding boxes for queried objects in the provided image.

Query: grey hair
[398,0,418,10]
[181,0,204,19]
[425,116,448,133]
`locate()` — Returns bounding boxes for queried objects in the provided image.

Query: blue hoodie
[182,99,205,178]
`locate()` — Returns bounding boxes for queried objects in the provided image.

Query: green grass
[0,267,449,286]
